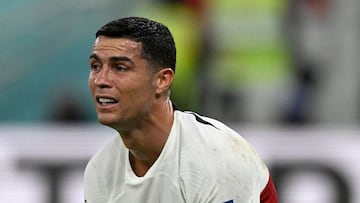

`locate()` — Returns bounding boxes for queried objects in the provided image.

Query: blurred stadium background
[0,0,359,202]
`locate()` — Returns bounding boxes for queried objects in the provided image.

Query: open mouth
[96,97,119,105]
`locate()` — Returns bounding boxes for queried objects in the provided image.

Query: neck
[118,99,174,176]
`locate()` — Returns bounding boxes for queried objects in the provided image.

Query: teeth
[98,98,116,103]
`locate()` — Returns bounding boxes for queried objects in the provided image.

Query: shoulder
[84,134,124,181]
[174,110,247,149]
[87,134,122,167]
[174,110,226,133]
[84,134,125,202]
[174,110,270,200]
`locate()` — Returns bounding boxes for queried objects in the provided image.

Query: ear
[154,68,174,96]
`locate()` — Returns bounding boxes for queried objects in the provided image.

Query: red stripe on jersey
[260,176,279,203]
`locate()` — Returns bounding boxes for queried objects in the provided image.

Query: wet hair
[96,17,176,73]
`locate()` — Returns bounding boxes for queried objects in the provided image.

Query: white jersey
[84,110,270,203]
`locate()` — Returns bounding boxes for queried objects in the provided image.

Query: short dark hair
[96,17,176,73]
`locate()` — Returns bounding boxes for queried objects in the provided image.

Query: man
[84,17,278,203]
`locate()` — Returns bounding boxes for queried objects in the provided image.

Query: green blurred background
[1,0,359,125]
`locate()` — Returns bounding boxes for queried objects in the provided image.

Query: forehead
[92,36,142,57]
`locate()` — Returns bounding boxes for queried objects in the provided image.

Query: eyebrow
[89,54,134,65]
[89,53,100,60]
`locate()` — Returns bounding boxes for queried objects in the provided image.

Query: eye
[114,64,128,72]
[90,62,101,72]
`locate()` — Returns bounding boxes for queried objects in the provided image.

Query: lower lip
[96,102,118,110]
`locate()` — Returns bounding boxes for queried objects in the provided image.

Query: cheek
[127,75,154,94]
[127,83,155,103]
[88,76,96,93]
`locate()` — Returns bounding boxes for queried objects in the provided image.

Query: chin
[97,113,127,130]
[97,114,117,126]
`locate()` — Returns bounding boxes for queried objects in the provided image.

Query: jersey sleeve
[260,176,279,203]
[83,162,108,203]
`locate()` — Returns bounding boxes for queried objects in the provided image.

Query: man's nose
[94,66,112,88]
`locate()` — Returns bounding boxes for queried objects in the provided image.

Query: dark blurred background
[0,0,359,202]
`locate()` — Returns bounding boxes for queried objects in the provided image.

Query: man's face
[88,36,157,128]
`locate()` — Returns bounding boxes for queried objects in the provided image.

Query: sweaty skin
[89,36,175,177]
[89,36,157,131]
[93,37,142,58]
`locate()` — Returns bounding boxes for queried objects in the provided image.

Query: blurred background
[0,0,359,202]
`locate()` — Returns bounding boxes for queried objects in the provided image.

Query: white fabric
[84,110,269,203]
